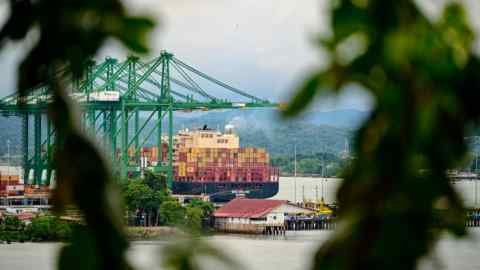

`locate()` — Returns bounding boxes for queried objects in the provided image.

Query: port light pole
[7,139,11,176]
[294,143,297,203]
[476,153,478,206]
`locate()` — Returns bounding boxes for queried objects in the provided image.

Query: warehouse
[213,198,314,234]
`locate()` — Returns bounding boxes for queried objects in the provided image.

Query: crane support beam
[0,50,278,188]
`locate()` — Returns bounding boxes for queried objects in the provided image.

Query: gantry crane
[0,51,277,187]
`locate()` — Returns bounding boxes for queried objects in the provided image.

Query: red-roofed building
[213,198,314,233]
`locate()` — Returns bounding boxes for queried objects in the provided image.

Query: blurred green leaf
[114,17,156,53]
[0,1,155,270]
[285,1,479,270]
[282,72,323,117]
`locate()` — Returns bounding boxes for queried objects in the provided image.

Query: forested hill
[175,109,363,154]
[237,121,351,155]
[0,109,366,157]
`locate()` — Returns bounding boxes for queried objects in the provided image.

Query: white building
[213,198,314,233]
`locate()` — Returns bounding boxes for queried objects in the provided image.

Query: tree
[159,200,186,226]
[26,216,73,241]
[284,1,477,269]
[186,199,215,217]
[123,179,166,226]
[143,171,168,192]
[0,216,25,242]
[123,180,151,211]
[184,206,203,232]
[298,158,322,174]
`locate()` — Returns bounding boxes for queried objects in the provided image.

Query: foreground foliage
[1,0,478,270]
[284,1,478,270]
[0,0,154,269]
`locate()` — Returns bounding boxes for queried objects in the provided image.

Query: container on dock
[0,173,22,197]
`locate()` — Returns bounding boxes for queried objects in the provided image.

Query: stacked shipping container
[173,147,279,182]
[125,144,168,166]
[0,174,22,196]
[124,128,279,201]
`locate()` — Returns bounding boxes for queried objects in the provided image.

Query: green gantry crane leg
[34,112,42,185]
[134,109,140,165]
[120,101,128,182]
[46,118,52,186]
[167,103,173,188]
[110,109,117,169]
[0,50,278,191]
[22,114,30,184]
[157,107,162,176]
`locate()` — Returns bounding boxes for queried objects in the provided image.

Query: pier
[262,216,336,235]
[285,216,336,231]
[467,209,480,227]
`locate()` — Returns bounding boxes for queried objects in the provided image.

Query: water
[1,230,480,270]
[1,177,479,269]
[274,177,480,207]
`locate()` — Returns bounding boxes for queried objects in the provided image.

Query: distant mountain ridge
[302,109,369,129]
[174,108,368,130]
[0,109,367,157]
[172,109,362,155]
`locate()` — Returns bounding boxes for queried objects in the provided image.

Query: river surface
[1,230,480,270]
[1,177,480,270]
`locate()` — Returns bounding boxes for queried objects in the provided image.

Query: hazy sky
[0,0,479,112]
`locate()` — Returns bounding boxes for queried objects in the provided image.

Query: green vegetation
[240,121,352,156]
[158,200,185,226]
[27,216,73,241]
[271,152,350,177]
[0,215,74,243]
[122,173,168,227]
[122,172,213,231]
[0,216,28,242]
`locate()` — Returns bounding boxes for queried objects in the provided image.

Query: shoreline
[125,226,184,240]
[1,226,184,244]
[280,174,341,178]
[3,227,480,244]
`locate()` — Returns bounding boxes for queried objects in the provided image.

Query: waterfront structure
[174,127,240,149]
[213,198,314,234]
[0,51,277,188]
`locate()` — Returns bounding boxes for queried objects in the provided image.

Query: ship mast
[7,139,11,176]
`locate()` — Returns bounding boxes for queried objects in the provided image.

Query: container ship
[139,126,279,202]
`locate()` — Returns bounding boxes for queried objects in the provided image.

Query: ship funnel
[225,124,235,134]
